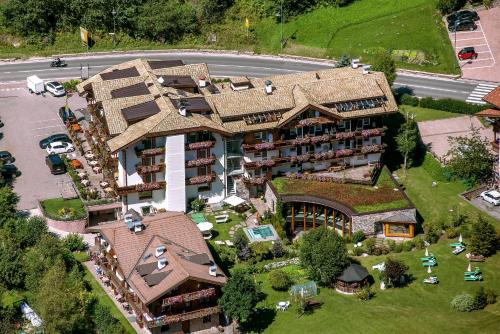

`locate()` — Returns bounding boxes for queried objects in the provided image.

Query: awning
[197,222,214,232]
[223,195,246,207]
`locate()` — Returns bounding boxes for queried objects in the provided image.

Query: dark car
[58,106,77,124]
[448,19,477,32]
[45,154,66,175]
[0,151,15,163]
[458,47,478,60]
[1,164,20,179]
[39,133,72,149]
[447,10,479,25]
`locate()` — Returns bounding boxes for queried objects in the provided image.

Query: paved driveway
[469,197,500,220]
[0,84,87,210]
[417,116,493,162]
[448,6,500,83]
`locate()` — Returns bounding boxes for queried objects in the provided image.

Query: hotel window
[345,140,352,149]
[289,128,297,138]
[356,119,363,130]
[363,118,370,127]
[314,111,320,117]
[255,131,263,141]
[143,173,152,183]
[198,148,209,159]
[143,157,153,166]
[356,138,363,148]
[203,315,211,323]
[198,166,209,176]
[372,138,378,144]
[142,138,154,149]
[187,132,197,144]
[198,185,210,192]
[139,191,153,200]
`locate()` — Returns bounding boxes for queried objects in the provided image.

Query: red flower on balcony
[361,144,382,154]
[336,149,354,158]
[361,128,381,138]
[187,141,215,150]
[254,142,275,150]
[186,157,216,167]
[336,131,356,140]
[255,159,276,168]
[310,134,331,144]
[291,137,311,146]
[135,182,163,192]
[188,174,214,185]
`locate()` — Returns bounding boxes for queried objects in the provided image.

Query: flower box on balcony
[291,137,311,146]
[290,153,311,163]
[361,128,382,138]
[186,141,215,150]
[187,174,215,185]
[254,142,275,150]
[336,149,354,158]
[140,147,165,157]
[336,131,356,140]
[255,159,276,168]
[243,176,267,185]
[310,134,331,144]
[135,182,165,192]
[137,164,164,174]
[313,150,336,161]
[186,156,216,168]
[361,145,382,154]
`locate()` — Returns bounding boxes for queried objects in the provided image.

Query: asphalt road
[0,51,481,101]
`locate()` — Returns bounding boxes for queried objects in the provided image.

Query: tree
[0,186,19,227]
[299,226,348,287]
[446,127,495,186]
[469,216,497,257]
[93,303,124,334]
[271,239,284,258]
[395,111,418,173]
[136,0,198,43]
[382,258,409,287]
[200,0,234,24]
[335,54,351,68]
[9,216,48,248]
[219,269,260,328]
[35,262,92,334]
[436,0,466,14]
[371,51,396,86]
[234,229,251,261]
[0,230,24,288]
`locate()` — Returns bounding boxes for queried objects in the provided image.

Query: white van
[27,75,45,94]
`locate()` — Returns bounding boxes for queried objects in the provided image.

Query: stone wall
[45,216,88,233]
[264,182,278,213]
[235,177,250,200]
[352,208,417,236]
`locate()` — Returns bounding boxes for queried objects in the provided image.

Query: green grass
[401,105,463,122]
[255,0,458,74]
[80,263,136,334]
[396,154,498,226]
[205,211,245,241]
[40,197,86,220]
[246,242,500,334]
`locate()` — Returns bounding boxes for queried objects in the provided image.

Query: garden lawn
[247,242,500,334]
[80,264,136,334]
[401,105,463,122]
[40,197,86,219]
[255,0,458,74]
[396,154,498,227]
[205,211,245,242]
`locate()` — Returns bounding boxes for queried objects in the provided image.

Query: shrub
[393,243,403,253]
[352,247,365,256]
[485,288,497,305]
[352,231,365,244]
[436,0,467,15]
[271,240,284,258]
[62,233,87,252]
[234,229,251,261]
[216,245,236,267]
[382,258,409,288]
[364,238,376,255]
[190,198,204,212]
[469,216,497,257]
[474,287,487,310]
[93,303,125,334]
[445,227,458,239]
[387,239,396,251]
[269,269,292,291]
[451,293,476,312]
[250,242,271,262]
[400,94,419,106]
[356,287,374,301]
[425,224,440,244]
[401,240,414,252]
[413,236,425,250]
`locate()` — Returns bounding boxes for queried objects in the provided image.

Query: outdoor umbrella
[458,234,463,243]
[425,247,429,257]
[427,265,432,274]
[467,262,471,272]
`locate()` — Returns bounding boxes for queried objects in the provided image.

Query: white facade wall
[125,146,142,186]
[165,135,186,212]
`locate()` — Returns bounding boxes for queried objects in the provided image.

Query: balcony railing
[186,173,216,186]
[136,147,165,157]
[116,181,166,195]
[136,163,165,174]
[146,306,220,328]
[162,288,216,307]
[243,157,289,170]
[185,140,216,151]
[185,155,216,168]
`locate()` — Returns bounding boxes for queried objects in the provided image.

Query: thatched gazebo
[335,264,369,294]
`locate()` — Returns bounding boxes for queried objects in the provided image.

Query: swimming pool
[244,224,279,242]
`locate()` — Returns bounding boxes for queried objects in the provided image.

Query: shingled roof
[77,58,398,152]
[98,212,226,305]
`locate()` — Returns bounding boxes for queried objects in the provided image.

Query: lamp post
[112,9,117,47]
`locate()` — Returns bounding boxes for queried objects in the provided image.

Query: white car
[46,141,75,155]
[45,81,66,97]
[480,190,500,206]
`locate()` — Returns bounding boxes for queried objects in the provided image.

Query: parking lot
[469,197,500,220]
[448,6,500,82]
[0,83,87,210]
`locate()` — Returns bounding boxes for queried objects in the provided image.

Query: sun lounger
[449,242,464,248]
[225,240,234,247]
[214,240,225,246]
[464,275,482,281]
[372,262,385,271]
[452,246,465,255]
[422,260,437,267]
[215,214,229,224]
[423,276,439,284]
[464,268,481,276]
[420,256,436,262]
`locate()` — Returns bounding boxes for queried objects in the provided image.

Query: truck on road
[27,75,45,94]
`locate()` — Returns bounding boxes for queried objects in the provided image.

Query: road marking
[462,64,496,70]
[454,37,486,41]
[455,44,487,49]
[478,83,499,88]
[478,21,495,65]
[392,83,468,94]
[465,83,498,105]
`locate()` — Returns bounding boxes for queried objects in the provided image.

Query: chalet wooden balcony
[136,147,165,158]
[186,173,216,186]
[136,163,165,174]
[146,306,220,328]
[116,181,166,195]
[185,155,216,168]
[243,157,290,170]
[162,287,216,307]
[185,140,215,151]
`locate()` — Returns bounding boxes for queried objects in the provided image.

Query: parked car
[39,134,72,149]
[458,47,478,61]
[45,154,66,175]
[0,151,15,163]
[448,19,477,32]
[1,164,20,179]
[447,10,479,25]
[480,190,500,206]
[46,141,75,155]
[58,106,77,124]
[45,81,66,97]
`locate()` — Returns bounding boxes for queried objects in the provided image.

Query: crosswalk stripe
[477,83,498,88]
[469,94,486,98]
[466,99,487,104]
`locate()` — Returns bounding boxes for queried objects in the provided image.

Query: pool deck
[244,224,280,243]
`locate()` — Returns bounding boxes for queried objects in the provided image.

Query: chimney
[198,75,207,88]
[362,65,371,75]
[209,263,217,277]
[264,80,273,95]
[179,106,187,116]
[351,59,360,69]
[155,245,166,257]
[157,76,165,85]
[157,257,167,270]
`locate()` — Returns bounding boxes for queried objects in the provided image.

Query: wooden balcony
[136,163,165,174]
[162,287,216,307]
[116,181,166,195]
[136,147,165,158]
[146,306,220,328]
[186,173,216,186]
[185,155,216,168]
[185,140,216,151]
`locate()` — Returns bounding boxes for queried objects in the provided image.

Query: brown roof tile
[483,87,500,107]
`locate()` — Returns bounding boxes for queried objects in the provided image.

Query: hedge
[397,94,492,115]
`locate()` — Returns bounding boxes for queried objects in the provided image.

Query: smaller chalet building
[94,212,226,333]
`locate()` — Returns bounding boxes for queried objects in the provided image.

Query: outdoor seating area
[276,301,291,312]
[335,264,369,294]
[422,247,438,284]
[450,235,465,255]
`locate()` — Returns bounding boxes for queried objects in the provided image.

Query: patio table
[99,181,110,188]
[92,166,102,174]
[84,153,95,159]
[104,187,114,193]
[81,179,90,187]
[89,160,99,167]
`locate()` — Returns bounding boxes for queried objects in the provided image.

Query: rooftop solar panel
[111,82,150,99]
[121,100,161,124]
[148,60,184,70]
[100,67,140,81]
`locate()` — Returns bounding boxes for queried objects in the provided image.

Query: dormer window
[158,257,168,270]
[156,245,166,257]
